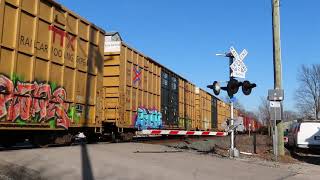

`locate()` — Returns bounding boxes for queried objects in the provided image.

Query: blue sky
[58,0,320,112]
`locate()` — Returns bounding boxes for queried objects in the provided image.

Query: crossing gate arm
[138,130,228,136]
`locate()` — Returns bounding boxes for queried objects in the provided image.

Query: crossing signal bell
[226,78,241,98]
[242,80,256,96]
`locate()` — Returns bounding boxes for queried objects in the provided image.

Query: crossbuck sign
[229,46,248,79]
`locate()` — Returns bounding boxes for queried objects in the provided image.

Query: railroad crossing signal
[229,46,248,79]
[209,46,252,158]
[207,79,256,97]
[208,47,257,97]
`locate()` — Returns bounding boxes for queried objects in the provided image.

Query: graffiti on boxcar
[49,25,76,51]
[0,74,79,129]
[133,66,142,85]
[134,107,162,130]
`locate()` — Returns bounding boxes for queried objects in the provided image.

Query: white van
[288,120,320,149]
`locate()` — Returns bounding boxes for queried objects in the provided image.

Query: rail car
[0,0,105,146]
[239,114,263,132]
[101,32,241,139]
[220,115,263,133]
[0,0,256,146]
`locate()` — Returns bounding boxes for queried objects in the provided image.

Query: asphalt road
[0,143,319,180]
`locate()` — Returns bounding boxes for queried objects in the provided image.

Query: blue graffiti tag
[135,108,162,130]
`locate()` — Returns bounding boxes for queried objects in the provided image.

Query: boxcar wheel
[1,142,15,148]
[111,133,116,143]
[54,134,73,146]
[120,132,134,142]
[32,135,51,148]
[111,133,121,143]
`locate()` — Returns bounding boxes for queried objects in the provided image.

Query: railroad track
[0,135,227,151]
[133,135,227,145]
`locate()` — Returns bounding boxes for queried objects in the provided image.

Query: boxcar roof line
[106,32,224,103]
[47,0,105,33]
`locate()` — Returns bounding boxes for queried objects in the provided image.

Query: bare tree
[283,110,299,122]
[257,96,271,136]
[295,64,320,120]
[234,99,245,112]
[258,97,270,125]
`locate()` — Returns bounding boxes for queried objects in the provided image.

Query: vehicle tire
[292,145,301,154]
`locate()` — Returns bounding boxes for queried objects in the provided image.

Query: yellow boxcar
[104,34,161,129]
[0,0,105,130]
[216,99,240,131]
[195,88,212,130]
[184,81,196,130]
[178,79,186,129]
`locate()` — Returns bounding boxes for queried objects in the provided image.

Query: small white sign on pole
[229,46,248,79]
[270,101,281,108]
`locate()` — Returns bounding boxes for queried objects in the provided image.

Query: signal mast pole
[228,53,235,157]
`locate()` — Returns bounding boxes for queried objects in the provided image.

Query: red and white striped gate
[138,130,228,136]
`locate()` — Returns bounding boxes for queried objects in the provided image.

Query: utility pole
[272,0,284,156]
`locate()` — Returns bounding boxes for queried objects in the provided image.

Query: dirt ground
[161,134,320,165]
[0,137,318,180]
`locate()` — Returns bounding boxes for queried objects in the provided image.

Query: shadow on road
[290,149,320,166]
[79,27,104,180]
[81,143,94,180]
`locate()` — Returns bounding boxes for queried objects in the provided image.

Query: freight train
[0,0,261,147]
[221,114,263,133]
[103,33,241,137]
[239,114,263,132]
